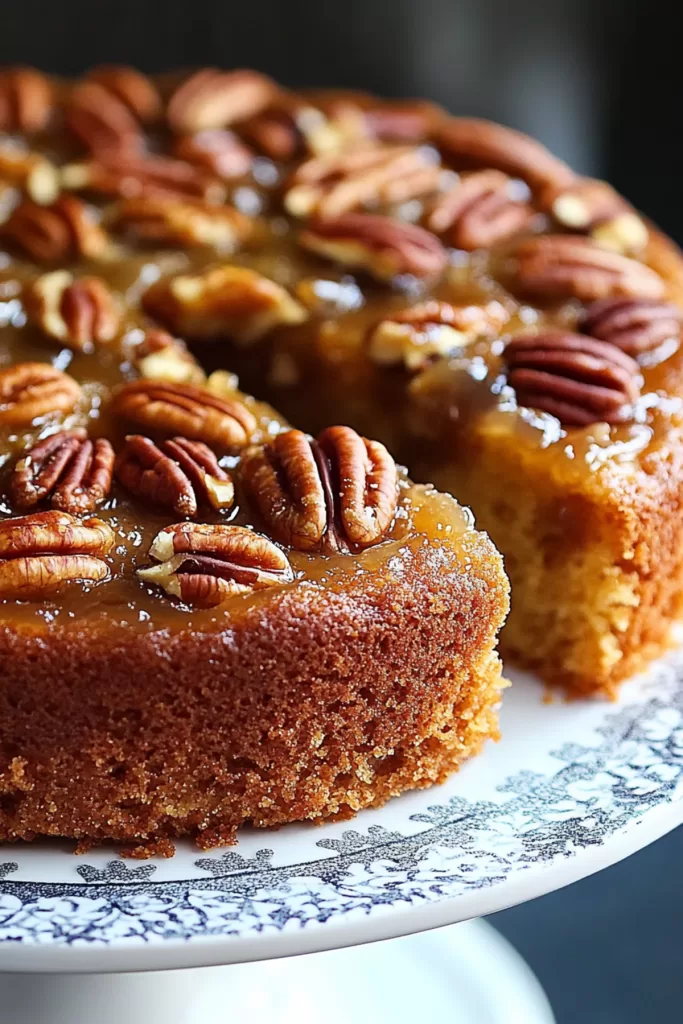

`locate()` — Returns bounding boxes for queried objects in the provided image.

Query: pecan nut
[1,196,109,263]
[241,425,398,552]
[111,379,257,450]
[10,430,115,514]
[0,67,53,134]
[86,65,162,124]
[514,235,665,302]
[0,148,60,204]
[167,68,275,133]
[0,510,114,599]
[61,153,226,204]
[503,330,641,425]
[284,145,443,220]
[115,434,234,517]
[580,298,683,357]
[300,213,448,283]
[435,117,576,193]
[27,271,120,352]
[110,196,252,250]
[64,81,145,156]
[142,265,307,343]
[0,363,82,426]
[367,299,508,371]
[540,177,648,253]
[425,170,536,250]
[137,522,293,607]
[172,130,253,179]
[125,327,206,385]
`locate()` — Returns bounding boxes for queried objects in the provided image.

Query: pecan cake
[0,67,511,852]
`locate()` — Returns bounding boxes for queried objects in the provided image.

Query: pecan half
[284,145,443,220]
[167,69,275,133]
[367,299,508,371]
[172,130,253,179]
[11,430,115,514]
[126,327,206,385]
[425,170,535,250]
[300,213,448,283]
[27,271,120,352]
[241,425,398,552]
[86,65,162,124]
[142,265,307,343]
[0,510,113,599]
[137,522,292,607]
[581,298,683,356]
[111,196,252,250]
[111,380,257,450]
[503,330,641,425]
[0,148,60,204]
[514,235,665,302]
[0,363,82,425]
[64,81,144,156]
[435,117,576,193]
[0,67,53,134]
[1,196,109,263]
[115,434,234,517]
[61,153,226,204]
[540,177,648,253]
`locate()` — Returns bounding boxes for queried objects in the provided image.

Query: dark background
[3,1,681,1019]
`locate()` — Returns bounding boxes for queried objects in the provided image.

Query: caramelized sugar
[0,73,681,629]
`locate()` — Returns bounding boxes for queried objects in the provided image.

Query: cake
[0,67,510,853]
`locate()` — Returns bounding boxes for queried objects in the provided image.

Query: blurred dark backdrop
[2,2,681,1020]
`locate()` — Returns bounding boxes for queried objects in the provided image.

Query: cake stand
[1,650,683,1023]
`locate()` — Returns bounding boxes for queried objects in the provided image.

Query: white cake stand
[2,653,683,1023]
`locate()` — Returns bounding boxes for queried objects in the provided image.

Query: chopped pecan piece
[0,510,113,600]
[581,298,683,356]
[0,67,53,134]
[514,235,665,302]
[142,265,307,343]
[137,522,292,607]
[367,299,508,371]
[425,170,536,250]
[435,117,576,193]
[300,213,448,283]
[241,425,398,552]
[27,271,120,352]
[1,196,109,263]
[172,130,253,179]
[115,434,234,517]
[61,153,226,204]
[0,363,82,425]
[11,430,115,514]
[0,147,60,204]
[126,327,206,385]
[111,196,252,250]
[64,81,144,156]
[111,379,257,451]
[503,330,641,425]
[167,68,275,133]
[86,65,162,124]
[284,145,443,219]
[541,177,648,253]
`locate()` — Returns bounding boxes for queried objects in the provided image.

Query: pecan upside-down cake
[0,66,679,852]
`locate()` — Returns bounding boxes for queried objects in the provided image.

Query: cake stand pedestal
[0,919,554,1024]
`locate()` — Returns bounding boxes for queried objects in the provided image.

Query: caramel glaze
[1,71,682,634]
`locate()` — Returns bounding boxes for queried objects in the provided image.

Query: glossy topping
[0,64,680,617]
